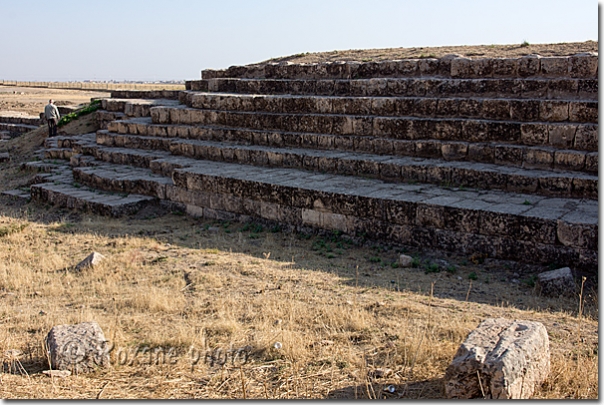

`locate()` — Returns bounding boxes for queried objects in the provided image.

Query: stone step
[22,160,71,173]
[200,53,598,80]
[79,142,172,169]
[110,90,181,100]
[96,110,126,130]
[88,133,597,200]
[150,106,597,152]
[1,189,31,200]
[44,148,75,160]
[180,91,597,124]
[54,133,97,149]
[0,122,38,135]
[186,77,597,101]
[0,113,42,126]
[67,158,598,272]
[100,98,181,117]
[72,163,174,199]
[30,181,157,217]
[103,120,598,175]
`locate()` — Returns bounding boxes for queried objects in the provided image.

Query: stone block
[569,53,598,78]
[523,147,554,170]
[399,254,413,267]
[510,100,539,121]
[553,150,586,171]
[569,102,598,123]
[468,58,494,78]
[548,124,576,148]
[481,99,510,120]
[520,123,548,146]
[441,142,468,160]
[450,57,471,78]
[557,219,597,250]
[444,318,550,399]
[45,322,110,374]
[536,267,576,297]
[547,79,579,99]
[518,55,541,77]
[539,57,569,77]
[573,124,598,151]
[539,101,569,122]
[584,152,598,173]
[492,58,519,77]
[74,252,105,271]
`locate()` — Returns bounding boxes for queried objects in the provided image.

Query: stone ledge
[187,77,597,101]
[201,54,598,80]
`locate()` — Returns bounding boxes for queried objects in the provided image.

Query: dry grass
[0,107,598,400]
[0,202,597,399]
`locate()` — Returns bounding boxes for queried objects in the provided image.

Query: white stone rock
[43,369,72,378]
[45,321,110,374]
[399,254,413,267]
[444,318,550,399]
[536,267,575,298]
[75,252,105,271]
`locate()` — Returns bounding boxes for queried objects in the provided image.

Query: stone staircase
[11,53,598,273]
[0,112,41,140]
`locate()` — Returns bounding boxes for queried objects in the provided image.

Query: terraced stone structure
[20,53,598,273]
[0,112,41,140]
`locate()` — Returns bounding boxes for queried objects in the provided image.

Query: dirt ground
[256,40,598,65]
[0,86,110,117]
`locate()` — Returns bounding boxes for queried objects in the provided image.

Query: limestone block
[399,254,413,267]
[584,152,598,173]
[492,58,519,77]
[444,318,550,399]
[548,124,577,148]
[539,57,569,76]
[520,123,548,146]
[450,57,472,78]
[573,124,598,151]
[45,321,110,374]
[539,101,569,122]
[523,147,554,170]
[547,79,579,99]
[518,55,541,77]
[536,267,575,297]
[75,252,105,271]
[569,52,598,78]
[481,99,510,120]
[553,150,586,171]
[569,102,598,123]
[441,142,468,160]
[468,58,494,78]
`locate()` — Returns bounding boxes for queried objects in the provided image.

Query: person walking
[44,99,60,137]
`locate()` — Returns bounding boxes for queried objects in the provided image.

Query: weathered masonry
[15,53,598,273]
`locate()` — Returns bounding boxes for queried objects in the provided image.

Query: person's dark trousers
[47,118,57,137]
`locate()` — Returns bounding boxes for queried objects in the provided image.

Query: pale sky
[0,0,598,82]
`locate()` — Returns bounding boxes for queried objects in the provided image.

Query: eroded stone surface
[75,252,106,271]
[45,321,110,374]
[536,267,576,297]
[444,318,550,399]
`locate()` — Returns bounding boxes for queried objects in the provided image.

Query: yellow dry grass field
[0,93,599,399]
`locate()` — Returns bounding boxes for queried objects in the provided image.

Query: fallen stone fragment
[444,318,550,399]
[399,254,413,267]
[75,252,106,271]
[45,321,110,374]
[42,369,71,378]
[371,368,393,378]
[535,267,575,298]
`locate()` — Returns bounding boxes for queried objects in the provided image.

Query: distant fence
[0,80,186,92]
